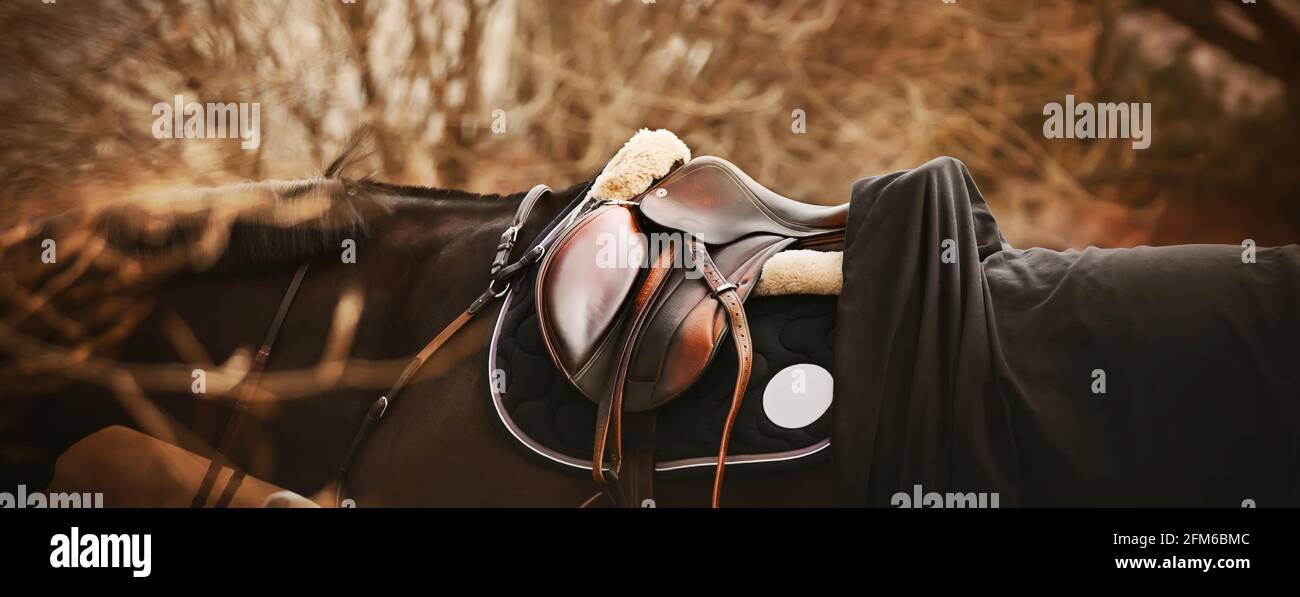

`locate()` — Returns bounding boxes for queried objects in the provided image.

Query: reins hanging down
[192,261,311,508]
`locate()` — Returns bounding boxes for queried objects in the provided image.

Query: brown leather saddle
[534,156,846,506]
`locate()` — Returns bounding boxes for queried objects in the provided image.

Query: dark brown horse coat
[5,179,830,507]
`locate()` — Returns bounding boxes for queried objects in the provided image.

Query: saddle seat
[639,156,848,243]
[534,154,845,506]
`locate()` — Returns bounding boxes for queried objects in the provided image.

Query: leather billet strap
[333,184,553,505]
[686,238,754,508]
[192,260,312,508]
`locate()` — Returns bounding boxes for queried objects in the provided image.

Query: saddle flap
[536,198,796,412]
[535,205,645,378]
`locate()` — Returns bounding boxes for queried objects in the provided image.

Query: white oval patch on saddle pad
[762,364,834,429]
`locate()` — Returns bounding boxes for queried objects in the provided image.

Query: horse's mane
[36,137,518,275]
[0,137,534,389]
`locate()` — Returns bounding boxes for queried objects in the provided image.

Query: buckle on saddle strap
[490,225,520,275]
[711,282,738,296]
[368,395,390,420]
[491,183,551,275]
[490,245,546,292]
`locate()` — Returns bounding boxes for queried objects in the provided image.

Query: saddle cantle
[534,155,845,506]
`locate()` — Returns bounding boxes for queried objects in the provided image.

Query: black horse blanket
[832,157,1300,507]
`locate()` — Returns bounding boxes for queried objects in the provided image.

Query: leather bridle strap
[191,260,311,508]
[687,239,753,508]
[333,184,552,505]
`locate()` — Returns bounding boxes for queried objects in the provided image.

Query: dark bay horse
[5,173,831,507]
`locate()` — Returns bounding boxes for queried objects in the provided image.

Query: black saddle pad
[488,271,835,476]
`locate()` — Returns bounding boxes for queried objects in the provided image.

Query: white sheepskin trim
[590,129,691,201]
[753,250,843,296]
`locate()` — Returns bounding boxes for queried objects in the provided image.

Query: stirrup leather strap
[592,242,678,490]
[687,239,754,508]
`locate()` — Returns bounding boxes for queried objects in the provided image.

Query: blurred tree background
[1,0,1297,248]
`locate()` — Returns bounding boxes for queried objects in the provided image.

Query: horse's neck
[375,181,584,337]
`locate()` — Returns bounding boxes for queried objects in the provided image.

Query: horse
[2,167,832,507]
